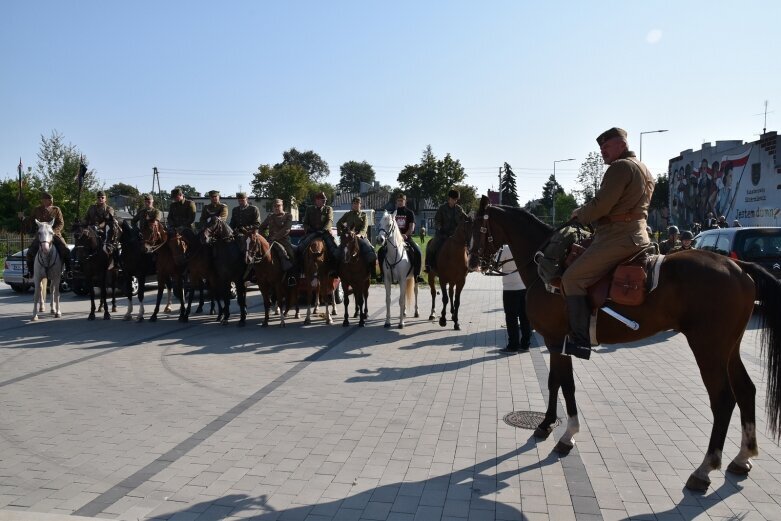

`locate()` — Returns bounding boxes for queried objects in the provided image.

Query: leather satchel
[610,265,646,306]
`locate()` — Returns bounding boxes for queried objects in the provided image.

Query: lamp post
[639,129,668,161]
[552,158,576,225]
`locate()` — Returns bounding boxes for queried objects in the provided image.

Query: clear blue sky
[2,1,778,204]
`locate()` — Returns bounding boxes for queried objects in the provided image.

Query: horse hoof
[304,318,311,325]
[164,306,172,313]
[726,461,752,475]
[428,315,435,321]
[179,316,188,323]
[398,323,404,329]
[454,323,460,331]
[533,426,553,439]
[261,323,269,328]
[123,315,132,321]
[150,316,157,322]
[137,316,145,322]
[88,315,95,321]
[195,308,203,314]
[220,320,228,326]
[55,313,61,318]
[359,322,365,327]
[685,474,710,492]
[384,322,391,328]
[439,318,447,327]
[343,321,349,327]
[112,306,117,313]
[31,316,39,322]
[553,441,574,455]
[414,312,419,318]
[104,314,111,320]
[209,310,216,316]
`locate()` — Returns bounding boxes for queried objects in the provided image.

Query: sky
[2,1,779,205]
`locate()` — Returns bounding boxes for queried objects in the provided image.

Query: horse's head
[468,196,499,272]
[143,221,168,253]
[202,217,233,244]
[341,230,360,264]
[167,230,188,266]
[35,219,55,254]
[375,211,401,248]
[245,231,270,265]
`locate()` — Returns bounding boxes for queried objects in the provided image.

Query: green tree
[554,192,578,226]
[251,164,311,209]
[107,182,140,198]
[35,130,100,226]
[275,148,330,182]
[397,145,466,211]
[173,184,201,198]
[574,152,605,204]
[500,162,519,207]
[540,174,564,211]
[453,184,478,214]
[338,160,376,192]
[650,174,668,210]
[0,172,43,231]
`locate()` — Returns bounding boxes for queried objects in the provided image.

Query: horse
[149,225,188,322]
[338,230,370,327]
[31,220,63,321]
[180,228,214,318]
[247,232,291,327]
[467,196,781,491]
[119,220,160,321]
[301,236,336,325]
[73,224,118,320]
[202,218,248,326]
[426,219,470,330]
[375,211,418,328]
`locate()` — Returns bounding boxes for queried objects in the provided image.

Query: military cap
[142,193,153,201]
[208,190,220,196]
[596,127,628,146]
[314,191,326,200]
[41,192,53,200]
[96,190,105,197]
[170,187,183,196]
[680,230,694,240]
[352,196,361,203]
[236,192,247,199]
[448,189,460,200]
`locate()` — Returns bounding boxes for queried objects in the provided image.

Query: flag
[76,157,87,190]
[17,158,23,201]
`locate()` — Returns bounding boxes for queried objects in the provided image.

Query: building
[668,131,781,228]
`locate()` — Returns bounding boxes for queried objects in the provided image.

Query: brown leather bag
[610,265,647,306]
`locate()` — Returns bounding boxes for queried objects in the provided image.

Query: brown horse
[73,224,118,320]
[149,226,188,322]
[247,232,291,327]
[426,219,470,330]
[338,231,370,327]
[302,236,335,325]
[180,228,214,317]
[468,196,781,492]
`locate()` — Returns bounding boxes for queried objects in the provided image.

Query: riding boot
[376,249,385,282]
[25,259,34,280]
[550,296,592,360]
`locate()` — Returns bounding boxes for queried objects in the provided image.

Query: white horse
[375,211,418,328]
[31,219,63,321]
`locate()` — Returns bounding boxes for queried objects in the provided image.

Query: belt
[595,212,645,226]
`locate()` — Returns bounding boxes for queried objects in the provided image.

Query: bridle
[377,216,407,270]
[341,231,360,264]
[36,225,58,275]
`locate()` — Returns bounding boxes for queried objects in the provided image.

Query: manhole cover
[503,411,561,430]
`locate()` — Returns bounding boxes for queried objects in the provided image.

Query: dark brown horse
[202,218,248,326]
[179,228,214,317]
[468,196,781,492]
[73,224,118,320]
[302,237,335,325]
[338,231,370,327]
[426,219,470,330]
[247,232,291,327]
[149,225,188,322]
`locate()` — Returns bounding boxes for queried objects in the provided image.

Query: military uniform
[426,202,467,270]
[669,244,693,253]
[300,201,339,265]
[168,199,196,229]
[229,204,261,235]
[131,207,162,229]
[24,203,70,275]
[561,149,653,296]
[260,211,294,259]
[337,209,377,266]
[659,238,680,255]
[85,203,116,226]
[199,201,228,228]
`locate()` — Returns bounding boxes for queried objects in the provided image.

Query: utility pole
[498,166,503,204]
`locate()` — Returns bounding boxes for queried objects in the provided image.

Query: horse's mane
[381,211,405,246]
[492,205,553,233]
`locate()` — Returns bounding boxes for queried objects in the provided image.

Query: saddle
[548,239,663,310]
[271,242,293,272]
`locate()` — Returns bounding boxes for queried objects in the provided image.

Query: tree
[453,184,478,214]
[338,160,376,192]
[500,162,519,207]
[275,148,330,182]
[397,145,466,211]
[540,174,564,210]
[554,192,578,226]
[173,184,200,198]
[35,130,100,226]
[650,174,669,210]
[574,152,605,204]
[251,164,311,208]
[107,182,140,198]
[0,172,42,231]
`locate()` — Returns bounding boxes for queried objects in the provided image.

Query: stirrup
[550,336,591,360]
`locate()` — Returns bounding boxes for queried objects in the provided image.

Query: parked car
[288,225,343,303]
[692,226,781,279]
[3,246,75,293]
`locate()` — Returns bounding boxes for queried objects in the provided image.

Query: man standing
[20,192,71,278]
[168,187,196,236]
[300,192,339,262]
[229,192,260,236]
[199,190,228,229]
[497,244,531,354]
[378,193,422,282]
[337,196,378,278]
[425,188,467,273]
[259,198,296,284]
[131,194,162,231]
[659,226,680,254]
[557,127,654,359]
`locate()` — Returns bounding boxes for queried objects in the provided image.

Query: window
[695,233,718,252]
[714,236,730,255]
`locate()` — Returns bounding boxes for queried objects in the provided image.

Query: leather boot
[550,296,592,360]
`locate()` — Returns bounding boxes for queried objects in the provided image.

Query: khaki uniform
[337,210,369,236]
[85,203,116,226]
[25,205,65,236]
[131,207,162,229]
[168,199,196,229]
[659,238,680,255]
[669,244,692,254]
[562,150,654,296]
[434,203,467,238]
[260,212,294,259]
[229,204,261,234]
[303,205,334,233]
[199,202,228,227]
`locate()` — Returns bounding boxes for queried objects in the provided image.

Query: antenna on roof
[754,100,773,135]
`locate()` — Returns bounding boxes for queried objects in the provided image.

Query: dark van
[692,227,781,279]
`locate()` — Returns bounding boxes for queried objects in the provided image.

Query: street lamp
[552,158,576,225]
[639,129,668,161]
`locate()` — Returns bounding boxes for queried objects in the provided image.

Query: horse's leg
[237,283,247,327]
[52,275,61,318]
[413,275,419,318]
[164,281,173,313]
[137,275,146,321]
[534,351,568,439]
[101,281,111,320]
[124,271,134,321]
[324,281,333,325]
[32,277,41,321]
[428,276,437,321]
[384,276,392,328]
[40,277,47,313]
[553,354,580,454]
[88,280,96,320]
[451,284,462,331]
[176,276,188,323]
[398,275,407,329]
[342,291,350,327]
[438,280,449,328]
[110,271,117,313]
[149,278,166,322]
[726,347,758,475]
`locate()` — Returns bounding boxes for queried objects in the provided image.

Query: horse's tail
[739,260,781,439]
[405,276,415,307]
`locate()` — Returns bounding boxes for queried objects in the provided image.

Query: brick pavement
[0,277,779,520]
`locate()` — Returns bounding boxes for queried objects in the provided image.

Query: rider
[259,198,296,286]
[229,192,261,243]
[20,191,71,279]
[298,191,340,269]
[556,127,654,360]
[659,225,680,254]
[199,190,229,230]
[167,187,197,242]
[425,188,467,273]
[131,194,162,232]
[84,190,120,266]
[378,193,423,282]
[336,196,378,279]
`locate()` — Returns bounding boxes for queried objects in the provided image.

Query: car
[3,246,75,293]
[692,226,781,279]
[288,225,343,304]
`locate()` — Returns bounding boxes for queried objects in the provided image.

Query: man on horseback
[84,191,121,266]
[425,188,467,274]
[199,190,228,229]
[556,127,654,359]
[167,187,197,238]
[229,192,261,241]
[337,196,377,279]
[21,192,72,279]
[259,198,296,286]
[298,192,339,268]
[131,194,162,232]
[378,193,422,282]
